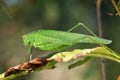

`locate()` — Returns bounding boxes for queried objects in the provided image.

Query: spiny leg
[67,23,97,37]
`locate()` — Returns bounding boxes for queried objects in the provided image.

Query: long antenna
[0,2,15,24]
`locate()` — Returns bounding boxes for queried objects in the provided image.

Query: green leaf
[23,30,112,50]
[49,47,120,66]
[68,57,92,69]
[1,47,120,79]
[86,47,120,63]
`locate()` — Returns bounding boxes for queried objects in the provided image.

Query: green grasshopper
[0,2,111,61]
[23,23,112,61]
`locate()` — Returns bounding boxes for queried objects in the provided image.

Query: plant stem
[97,0,103,37]
[96,0,106,80]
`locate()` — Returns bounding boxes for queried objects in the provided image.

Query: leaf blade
[49,47,120,64]
[68,57,92,69]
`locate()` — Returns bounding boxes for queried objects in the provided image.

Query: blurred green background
[0,0,120,80]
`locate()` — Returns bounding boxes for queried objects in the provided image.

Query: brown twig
[0,58,56,80]
[96,0,106,80]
